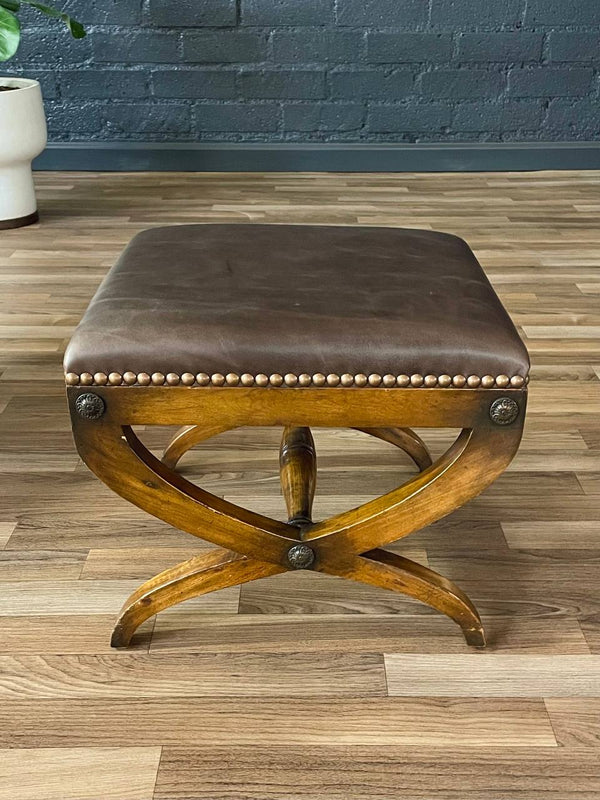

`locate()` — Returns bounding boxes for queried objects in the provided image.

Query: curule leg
[356,427,433,472]
[162,423,228,470]
[323,548,485,647]
[111,548,285,647]
[279,426,317,526]
[165,424,432,473]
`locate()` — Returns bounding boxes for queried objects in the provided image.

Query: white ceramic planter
[0,77,47,229]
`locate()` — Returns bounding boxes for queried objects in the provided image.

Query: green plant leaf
[0,6,20,61]
[0,1,21,13]
[23,1,86,38]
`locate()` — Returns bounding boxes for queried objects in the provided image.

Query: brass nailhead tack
[66,371,529,389]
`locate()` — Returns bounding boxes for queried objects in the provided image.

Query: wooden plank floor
[1,170,600,799]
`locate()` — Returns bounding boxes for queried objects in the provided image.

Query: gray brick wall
[5,0,600,142]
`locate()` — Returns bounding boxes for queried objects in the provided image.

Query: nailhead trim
[65,371,528,388]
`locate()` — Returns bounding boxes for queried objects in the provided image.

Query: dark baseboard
[34,141,600,172]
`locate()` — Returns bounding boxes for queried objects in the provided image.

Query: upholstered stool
[64,225,529,648]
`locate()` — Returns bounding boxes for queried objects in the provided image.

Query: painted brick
[153,69,236,99]
[46,102,103,134]
[336,0,426,27]
[545,99,600,136]
[368,102,452,133]
[509,68,593,98]
[147,0,236,27]
[330,69,415,100]
[366,34,453,64]
[239,69,326,99]
[105,103,191,134]
[452,101,543,131]
[458,33,543,63]
[9,30,91,64]
[525,0,600,26]
[431,0,525,28]
[195,103,280,131]
[272,31,362,64]
[92,32,180,64]
[549,33,600,63]
[183,33,267,63]
[11,0,600,144]
[421,70,505,99]
[241,0,333,26]
[60,70,147,99]
[78,0,142,25]
[283,102,364,131]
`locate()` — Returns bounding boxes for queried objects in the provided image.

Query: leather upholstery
[64,224,529,380]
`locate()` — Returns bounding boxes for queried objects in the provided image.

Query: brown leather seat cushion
[64,224,529,384]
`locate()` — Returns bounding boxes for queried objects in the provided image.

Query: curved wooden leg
[323,548,485,647]
[356,427,433,471]
[164,424,433,474]
[111,547,285,647]
[279,426,317,526]
[162,423,227,469]
[69,386,525,649]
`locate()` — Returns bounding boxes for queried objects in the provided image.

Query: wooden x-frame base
[68,385,526,648]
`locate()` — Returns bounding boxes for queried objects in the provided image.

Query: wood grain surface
[1,169,599,797]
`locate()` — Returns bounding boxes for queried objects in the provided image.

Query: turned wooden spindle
[279,426,317,527]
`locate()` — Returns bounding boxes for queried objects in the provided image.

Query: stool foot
[463,625,486,648]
